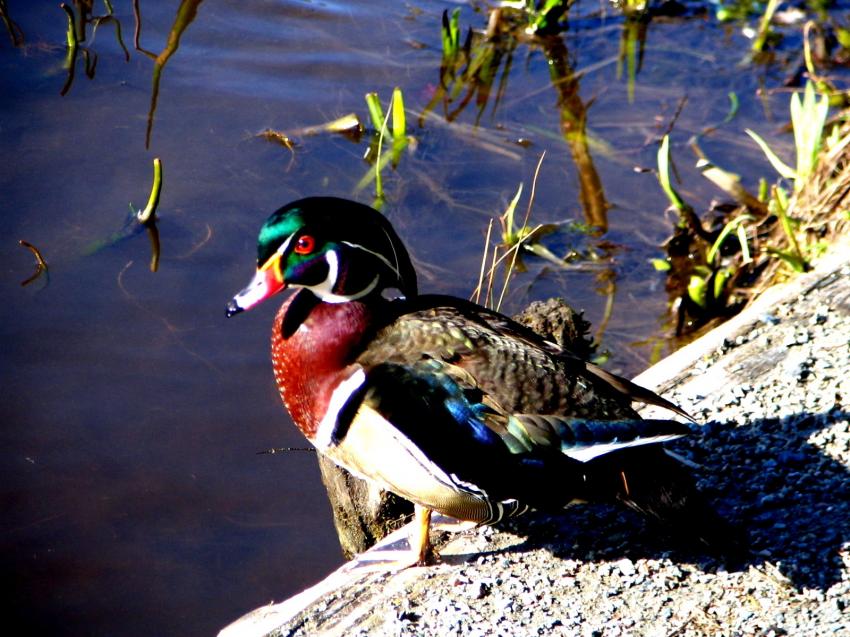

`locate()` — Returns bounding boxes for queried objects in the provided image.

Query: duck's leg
[412,504,435,565]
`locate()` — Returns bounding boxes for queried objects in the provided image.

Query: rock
[316,454,411,559]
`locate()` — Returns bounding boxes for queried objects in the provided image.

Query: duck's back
[359,295,640,420]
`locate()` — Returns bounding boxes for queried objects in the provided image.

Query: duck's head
[226,197,417,317]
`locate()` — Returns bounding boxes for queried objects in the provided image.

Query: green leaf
[688,275,707,308]
[706,214,753,265]
[651,258,671,272]
[736,223,751,264]
[745,129,797,180]
[713,268,731,301]
[790,82,829,188]
[501,183,524,244]
[137,158,163,224]
[657,136,686,211]
[766,247,808,273]
[365,92,384,133]
[391,87,406,143]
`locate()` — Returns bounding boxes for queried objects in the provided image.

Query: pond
[2,1,846,635]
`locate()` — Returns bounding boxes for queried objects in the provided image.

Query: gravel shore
[221,253,850,637]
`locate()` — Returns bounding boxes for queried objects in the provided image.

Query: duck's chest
[271,293,377,436]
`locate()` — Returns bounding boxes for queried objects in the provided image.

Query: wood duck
[226,197,739,564]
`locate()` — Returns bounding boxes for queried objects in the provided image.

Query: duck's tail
[581,446,747,563]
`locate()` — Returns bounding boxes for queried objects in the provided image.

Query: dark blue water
[0,1,822,634]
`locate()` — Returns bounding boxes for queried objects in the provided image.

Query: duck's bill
[226,266,287,317]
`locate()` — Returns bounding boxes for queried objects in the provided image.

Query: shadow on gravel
[478,408,849,591]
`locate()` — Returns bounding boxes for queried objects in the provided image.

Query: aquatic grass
[707,215,754,266]
[58,0,131,95]
[473,152,611,314]
[744,81,831,273]
[657,135,688,216]
[421,9,516,127]
[746,82,830,193]
[751,0,782,53]
[768,184,808,272]
[422,3,609,231]
[391,88,406,148]
[473,155,545,312]
[85,157,163,272]
[365,92,385,133]
[523,0,569,35]
[652,75,848,336]
[355,88,409,208]
[259,88,408,206]
[655,136,753,333]
[441,8,461,62]
[136,158,163,224]
[496,182,528,312]
[135,157,164,272]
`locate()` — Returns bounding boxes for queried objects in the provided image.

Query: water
[0,1,830,634]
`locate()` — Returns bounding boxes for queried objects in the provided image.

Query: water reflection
[58,0,130,95]
[18,240,49,287]
[55,0,204,150]
[138,0,204,148]
[0,0,24,46]
[421,7,609,234]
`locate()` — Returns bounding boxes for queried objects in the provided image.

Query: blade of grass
[137,157,162,224]
[706,214,753,265]
[657,135,686,211]
[391,87,406,144]
[472,218,494,305]
[365,92,384,133]
[746,129,797,180]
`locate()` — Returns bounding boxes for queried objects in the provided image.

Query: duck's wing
[365,295,691,421]
[582,362,694,422]
[315,357,690,520]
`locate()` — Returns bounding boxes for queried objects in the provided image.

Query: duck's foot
[344,511,476,573]
[412,505,437,566]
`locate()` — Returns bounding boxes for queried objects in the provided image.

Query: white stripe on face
[307,248,380,303]
[341,240,402,282]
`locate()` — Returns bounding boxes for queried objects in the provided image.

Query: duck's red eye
[294,235,316,255]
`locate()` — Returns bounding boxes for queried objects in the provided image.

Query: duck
[226,196,740,565]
